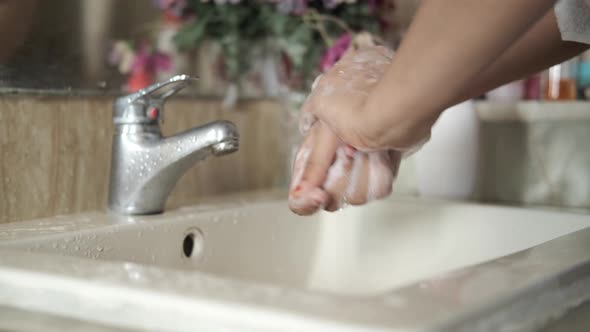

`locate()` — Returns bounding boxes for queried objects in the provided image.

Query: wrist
[361,77,441,151]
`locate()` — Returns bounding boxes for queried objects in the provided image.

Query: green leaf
[173,13,211,50]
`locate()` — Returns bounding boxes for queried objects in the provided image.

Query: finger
[298,111,317,136]
[323,146,354,211]
[289,122,339,215]
[288,187,330,216]
[343,151,370,206]
[365,152,395,201]
[299,121,340,187]
[322,148,374,207]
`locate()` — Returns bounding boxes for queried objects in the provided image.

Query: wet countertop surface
[0,190,589,332]
[0,189,287,242]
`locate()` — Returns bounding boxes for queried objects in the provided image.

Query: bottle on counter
[545,57,578,101]
[524,73,542,100]
[577,50,590,99]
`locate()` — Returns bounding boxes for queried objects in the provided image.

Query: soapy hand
[288,41,403,216]
[302,44,432,152]
[288,120,401,215]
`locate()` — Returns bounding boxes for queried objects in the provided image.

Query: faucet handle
[113,75,198,124]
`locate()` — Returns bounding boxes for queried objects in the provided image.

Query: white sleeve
[555,0,590,44]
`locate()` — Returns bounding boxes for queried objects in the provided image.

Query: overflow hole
[182,228,204,260]
[183,233,195,258]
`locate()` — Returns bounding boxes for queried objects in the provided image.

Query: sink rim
[0,191,588,243]
[0,192,589,331]
[0,228,589,332]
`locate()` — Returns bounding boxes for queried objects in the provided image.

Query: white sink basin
[0,194,589,331]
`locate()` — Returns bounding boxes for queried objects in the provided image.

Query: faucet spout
[164,120,239,161]
[108,120,239,215]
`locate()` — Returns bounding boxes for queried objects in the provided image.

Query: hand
[302,45,433,152]
[289,43,406,216]
[288,120,401,216]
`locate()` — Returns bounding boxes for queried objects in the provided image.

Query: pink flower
[153,0,192,23]
[153,0,187,14]
[124,43,173,92]
[131,44,172,75]
[320,33,352,72]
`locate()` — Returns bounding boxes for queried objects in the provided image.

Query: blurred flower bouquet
[110,0,395,100]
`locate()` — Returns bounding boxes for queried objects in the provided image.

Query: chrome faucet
[108,75,239,215]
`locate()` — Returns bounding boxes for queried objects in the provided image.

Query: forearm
[457,9,589,102]
[362,0,556,148]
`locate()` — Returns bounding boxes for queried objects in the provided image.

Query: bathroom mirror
[0,0,410,97]
[0,0,159,95]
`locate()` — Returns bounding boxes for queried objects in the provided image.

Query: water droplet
[74,246,80,251]
[137,231,143,238]
[97,246,104,252]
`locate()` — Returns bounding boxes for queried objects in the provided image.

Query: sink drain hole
[183,233,195,258]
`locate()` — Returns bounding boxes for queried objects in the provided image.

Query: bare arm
[360,0,558,149]
[292,0,589,214]
[458,9,589,102]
